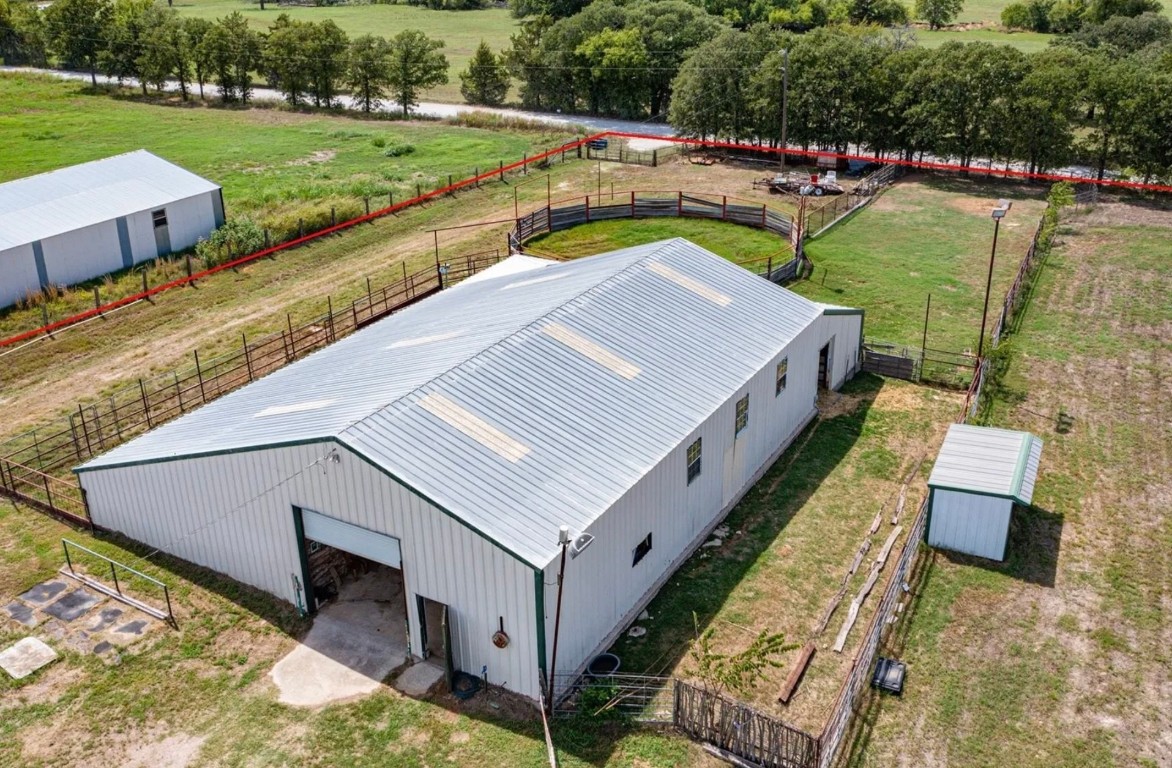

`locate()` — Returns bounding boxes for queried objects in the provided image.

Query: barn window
[776,358,788,396]
[632,533,652,566]
[735,395,749,436]
[686,438,702,484]
[151,209,168,228]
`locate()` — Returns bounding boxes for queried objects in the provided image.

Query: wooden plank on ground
[846,538,872,578]
[874,525,903,570]
[892,485,907,525]
[815,584,848,635]
[778,641,817,704]
[833,600,861,653]
[855,564,881,605]
[870,505,884,535]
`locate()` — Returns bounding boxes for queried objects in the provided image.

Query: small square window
[686,438,702,485]
[632,533,652,567]
[734,394,749,436]
[151,209,168,228]
[776,357,788,396]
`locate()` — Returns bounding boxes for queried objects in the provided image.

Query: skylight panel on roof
[254,399,336,418]
[418,393,531,463]
[542,322,640,380]
[501,273,567,290]
[646,262,732,306]
[387,330,466,349]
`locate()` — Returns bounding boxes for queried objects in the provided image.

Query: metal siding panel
[928,490,1010,561]
[41,221,123,287]
[0,243,42,307]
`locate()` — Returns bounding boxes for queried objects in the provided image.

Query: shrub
[371,136,387,148]
[1001,2,1034,28]
[383,142,416,157]
[195,218,266,267]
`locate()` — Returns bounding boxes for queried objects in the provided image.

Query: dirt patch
[388,725,431,753]
[0,663,83,710]
[1073,201,1172,229]
[124,733,207,768]
[288,149,337,167]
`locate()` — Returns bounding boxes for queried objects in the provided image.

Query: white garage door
[302,510,402,569]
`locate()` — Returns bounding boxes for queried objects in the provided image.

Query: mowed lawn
[526,218,789,265]
[173,0,519,103]
[852,203,1172,767]
[797,176,1048,355]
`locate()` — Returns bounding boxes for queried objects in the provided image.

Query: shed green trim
[73,437,331,474]
[1009,435,1038,502]
[821,307,864,317]
[290,506,315,616]
[926,482,1030,506]
[925,488,934,543]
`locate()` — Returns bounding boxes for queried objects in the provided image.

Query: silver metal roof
[928,424,1043,504]
[79,239,834,567]
[0,150,220,250]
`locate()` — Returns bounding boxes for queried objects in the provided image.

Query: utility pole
[977,200,1012,360]
[779,48,789,171]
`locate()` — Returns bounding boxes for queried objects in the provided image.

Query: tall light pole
[546,525,594,713]
[779,48,789,172]
[977,199,1012,360]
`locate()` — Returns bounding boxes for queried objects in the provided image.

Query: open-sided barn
[0,150,223,308]
[75,239,862,702]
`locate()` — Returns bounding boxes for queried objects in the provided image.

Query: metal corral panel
[78,441,543,699]
[928,489,1012,561]
[79,239,843,570]
[928,424,1043,504]
[0,150,220,249]
[544,316,830,690]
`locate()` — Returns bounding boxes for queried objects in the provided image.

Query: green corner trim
[822,307,865,316]
[927,482,1027,505]
[1009,435,1037,501]
[925,488,934,543]
[291,506,315,616]
[534,569,548,684]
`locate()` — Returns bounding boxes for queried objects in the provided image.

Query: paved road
[2,66,676,137]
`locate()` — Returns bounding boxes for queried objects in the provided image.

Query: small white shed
[926,424,1043,562]
[0,151,224,308]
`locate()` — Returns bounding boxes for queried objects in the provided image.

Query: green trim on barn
[291,506,315,616]
[1009,435,1038,502]
[534,569,548,689]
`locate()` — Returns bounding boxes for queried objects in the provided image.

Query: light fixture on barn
[546,524,595,713]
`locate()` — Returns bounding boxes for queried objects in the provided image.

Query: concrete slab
[4,601,42,628]
[0,637,58,679]
[270,568,409,707]
[43,589,100,622]
[19,580,68,606]
[394,661,445,697]
[86,607,124,633]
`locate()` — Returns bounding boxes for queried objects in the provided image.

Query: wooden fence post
[585,195,590,223]
[299,218,304,239]
[364,198,370,216]
[678,191,683,217]
[174,372,184,414]
[76,405,94,458]
[630,191,635,217]
[331,207,336,226]
[185,253,193,282]
[287,314,297,358]
[93,286,101,311]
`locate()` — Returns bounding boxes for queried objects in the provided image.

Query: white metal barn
[0,150,224,308]
[926,424,1044,562]
[75,239,862,702]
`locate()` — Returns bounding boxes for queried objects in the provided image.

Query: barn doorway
[818,340,833,390]
[416,596,455,689]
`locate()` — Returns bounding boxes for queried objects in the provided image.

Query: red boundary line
[0,135,603,349]
[4,129,1168,349]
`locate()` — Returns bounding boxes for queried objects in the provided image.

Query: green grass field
[796,177,1048,356]
[851,203,1172,767]
[916,26,1053,52]
[173,0,519,103]
[525,217,789,265]
[0,74,568,229]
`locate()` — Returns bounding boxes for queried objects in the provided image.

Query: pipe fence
[0,251,505,519]
[509,190,795,255]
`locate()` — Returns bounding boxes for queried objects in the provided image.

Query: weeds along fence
[509,190,795,253]
[0,137,597,350]
[0,251,505,523]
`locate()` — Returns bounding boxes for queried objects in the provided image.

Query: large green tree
[1081,55,1141,178]
[137,9,191,98]
[386,29,448,117]
[347,33,394,113]
[307,19,349,108]
[44,0,110,85]
[1005,47,1086,172]
[914,0,963,29]
[184,16,213,99]
[199,11,262,103]
[1,0,48,66]
[460,41,510,106]
[100,0,168,94]
[265,14,313,106]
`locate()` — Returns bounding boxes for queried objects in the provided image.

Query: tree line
[666,23,1172,180]
[0,0,512,113]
